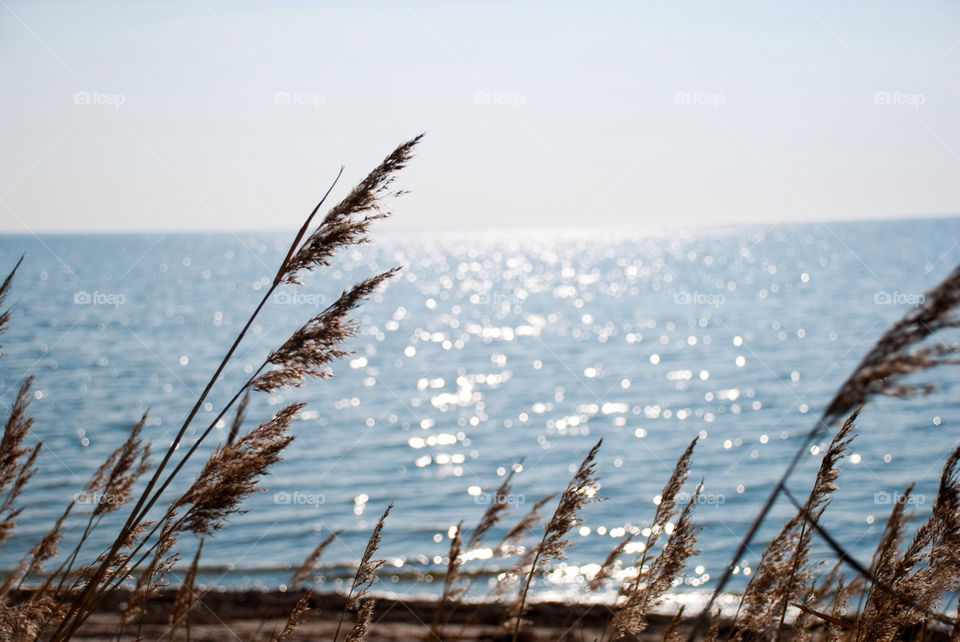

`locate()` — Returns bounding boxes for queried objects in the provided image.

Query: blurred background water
[0,217,958,602]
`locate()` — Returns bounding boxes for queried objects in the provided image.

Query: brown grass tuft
[253,269,401,393]
[279,135,422,285]
[824,264,960,423]
[169,538,203,641]
[430,521,464,641]
[497,492,555,558]
[335,504,391,642]
[0,256,23,349]
[469,466,517,549]
[735,410,858,636]
[273,591,312,642]
[612,481,702,638]
[290,529,341,590]
[227,390,250,448]
[172,403,301,535]
[344,598,375,642]
[0,377,38,543]
[508,439,602,641]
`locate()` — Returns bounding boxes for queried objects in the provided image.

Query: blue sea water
[0,217,958,603]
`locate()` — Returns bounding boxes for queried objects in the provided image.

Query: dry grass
[291,530,341,591]
[0,139,959,641]
[334,504,391,642]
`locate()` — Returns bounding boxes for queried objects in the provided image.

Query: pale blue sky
[1,1,958,232]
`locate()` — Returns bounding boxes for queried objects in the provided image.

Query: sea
[0,217,958,605]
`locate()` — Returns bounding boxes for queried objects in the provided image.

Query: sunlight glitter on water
[0,219,958,597]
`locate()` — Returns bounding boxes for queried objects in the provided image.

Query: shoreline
[43,587,953,641]
[18,588,734,641]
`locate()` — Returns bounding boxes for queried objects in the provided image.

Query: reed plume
[788,560,845,636]
[824,265,960,424]
[41,416,153,600]
[588,531,634,592]
[0,256,23,348]
[738,514,813,630]
[0,596,60,642]
[612,481,702,638]
[647,437,699,550]
[539,440,603,564]
[278,134,422,285]
[736,410,857,636]
[290,529,341,590]
[52,137,421,641]
[694,262,960,637]
[273,592,312,642]
[120,517,179,633]
[93,412,151,519]
[469,467,517,549]
[227,390,250,447]
[857,443,960,638]
[0,446,39,546]
[663,604,686,642]
[253,269,400,393]
[430,521,464,641]
[335,504,391,642]
[824,574,859,641]
[0,377,38,543]
[169,539,203,641]
[172,403,301,535]
[509,439,602,641]
[344,598,375,642]
[856,483,914,640]
[496,493,555,557]
[439,468,523,636]
[0,258,29,542]
[899,442,960,615]
[0,500,73,598]
[619,436,698,601]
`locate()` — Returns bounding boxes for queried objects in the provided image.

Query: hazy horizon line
[0,212,956,237]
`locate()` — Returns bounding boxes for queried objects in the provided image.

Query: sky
[0,0,958,233]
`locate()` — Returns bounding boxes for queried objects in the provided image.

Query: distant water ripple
[0,218,957,599]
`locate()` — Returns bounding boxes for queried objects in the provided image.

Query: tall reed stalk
[688,264,960,639]
[46,135,422,640]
